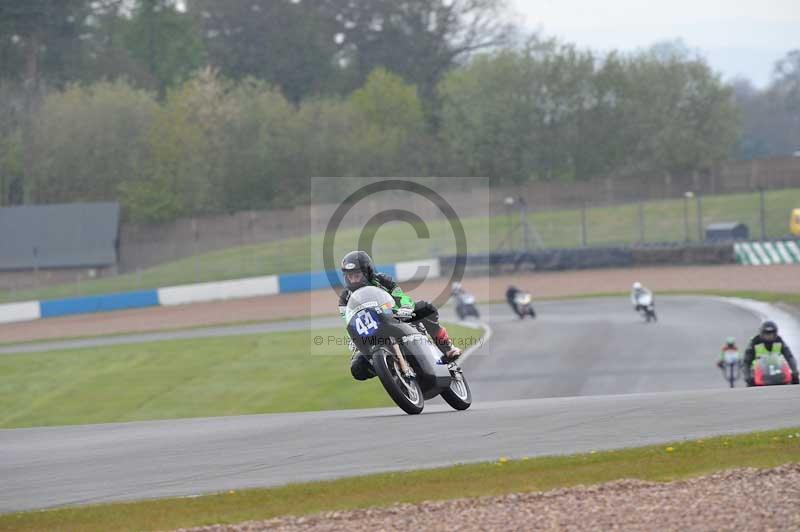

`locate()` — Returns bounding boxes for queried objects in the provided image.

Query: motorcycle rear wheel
[372,348,424,415]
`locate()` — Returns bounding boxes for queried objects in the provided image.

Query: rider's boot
[433,327,462,360]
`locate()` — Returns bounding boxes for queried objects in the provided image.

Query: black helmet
[760,320,778,335]
[341,250,374,290]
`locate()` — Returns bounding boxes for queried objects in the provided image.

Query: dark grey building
[0,202,120,271]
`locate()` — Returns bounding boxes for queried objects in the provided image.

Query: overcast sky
[509,0,800,88]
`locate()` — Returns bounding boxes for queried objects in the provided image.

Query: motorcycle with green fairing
[345,286,472,415]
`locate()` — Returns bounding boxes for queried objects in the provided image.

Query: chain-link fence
[2,184,800,304]
[494,187,800,253]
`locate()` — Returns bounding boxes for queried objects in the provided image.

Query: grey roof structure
[0,202,120,270]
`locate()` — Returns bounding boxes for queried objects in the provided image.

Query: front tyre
[372,348,424,415]
[440,368,472,411]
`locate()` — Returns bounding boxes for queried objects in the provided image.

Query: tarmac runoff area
[1,295,799,512]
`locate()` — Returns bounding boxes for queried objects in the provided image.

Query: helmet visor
[761,331,777,342]
[344,271,366,289]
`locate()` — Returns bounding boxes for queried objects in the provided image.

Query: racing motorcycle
[512,292,536,319]
[635,292,657,323]
[454,291,480,320]
[345,286,472,415]
[751,353,793,386]
[718,349,741,388]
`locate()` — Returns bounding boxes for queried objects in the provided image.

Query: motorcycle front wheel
[372,348,424,415]
[440,367,472,411]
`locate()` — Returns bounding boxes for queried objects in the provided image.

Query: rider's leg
[742,364,754,386]
[350,353,375,380]
[412,300,462,359]
[349,342,375,380]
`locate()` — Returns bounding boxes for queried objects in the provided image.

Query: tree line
[0,0,797,221]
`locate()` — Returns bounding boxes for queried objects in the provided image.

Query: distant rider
[338,251,462,381]
[630,282,652,312]
[451,281,465,297]
[505,285,521,310]
[743,321,799,386]
[717,337,739,369]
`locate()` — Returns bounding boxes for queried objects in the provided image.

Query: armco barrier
[0,258,439,324]
[734,240,800,265]
[0,300,41,325]
[440,243,737,276]
[395,259,440,282]
[158,276,279,306]
[39,290,160,318]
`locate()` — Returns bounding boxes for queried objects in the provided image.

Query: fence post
[503,197,515,252]
[581,203,587,246]
[638,202,645,243]
[696,195,704,241]
[759,187,767,240]
[520,197,530,252]
[683,194,690,242]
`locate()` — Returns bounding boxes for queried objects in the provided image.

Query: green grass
[2,427,798,532]
[3,188,799,304]
[0,323,481,428]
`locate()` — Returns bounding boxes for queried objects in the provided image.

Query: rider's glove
[395,307,414,321]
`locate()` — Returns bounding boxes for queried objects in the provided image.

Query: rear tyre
[440,369,472,411]
[372,348,424,415]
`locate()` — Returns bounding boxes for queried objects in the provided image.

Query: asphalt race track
[463,296,774,400]
[1,296,799,513]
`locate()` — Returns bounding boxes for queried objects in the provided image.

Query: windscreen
[345,286,394,324]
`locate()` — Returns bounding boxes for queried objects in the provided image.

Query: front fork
[391,342,415,378]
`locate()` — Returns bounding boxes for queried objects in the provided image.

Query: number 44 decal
[355,309,379,336]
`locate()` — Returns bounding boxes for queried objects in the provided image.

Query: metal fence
[494,187,800,253]
[2,183,799,303]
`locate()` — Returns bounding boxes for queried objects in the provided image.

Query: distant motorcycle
[454,291,480,320]
[635,293,657,323]
[751,353,793,386]
[512,292,536,319]
[718,349,741,388]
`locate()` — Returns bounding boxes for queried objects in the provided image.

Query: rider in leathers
[338,251,461,381]
[743,320,799,386]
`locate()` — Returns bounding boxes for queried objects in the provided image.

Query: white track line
[453,319,493,365]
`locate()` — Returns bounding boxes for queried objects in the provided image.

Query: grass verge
[2,426,799,532]
[0,323,481,428]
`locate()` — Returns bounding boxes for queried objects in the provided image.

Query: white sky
[510,0,800,87]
